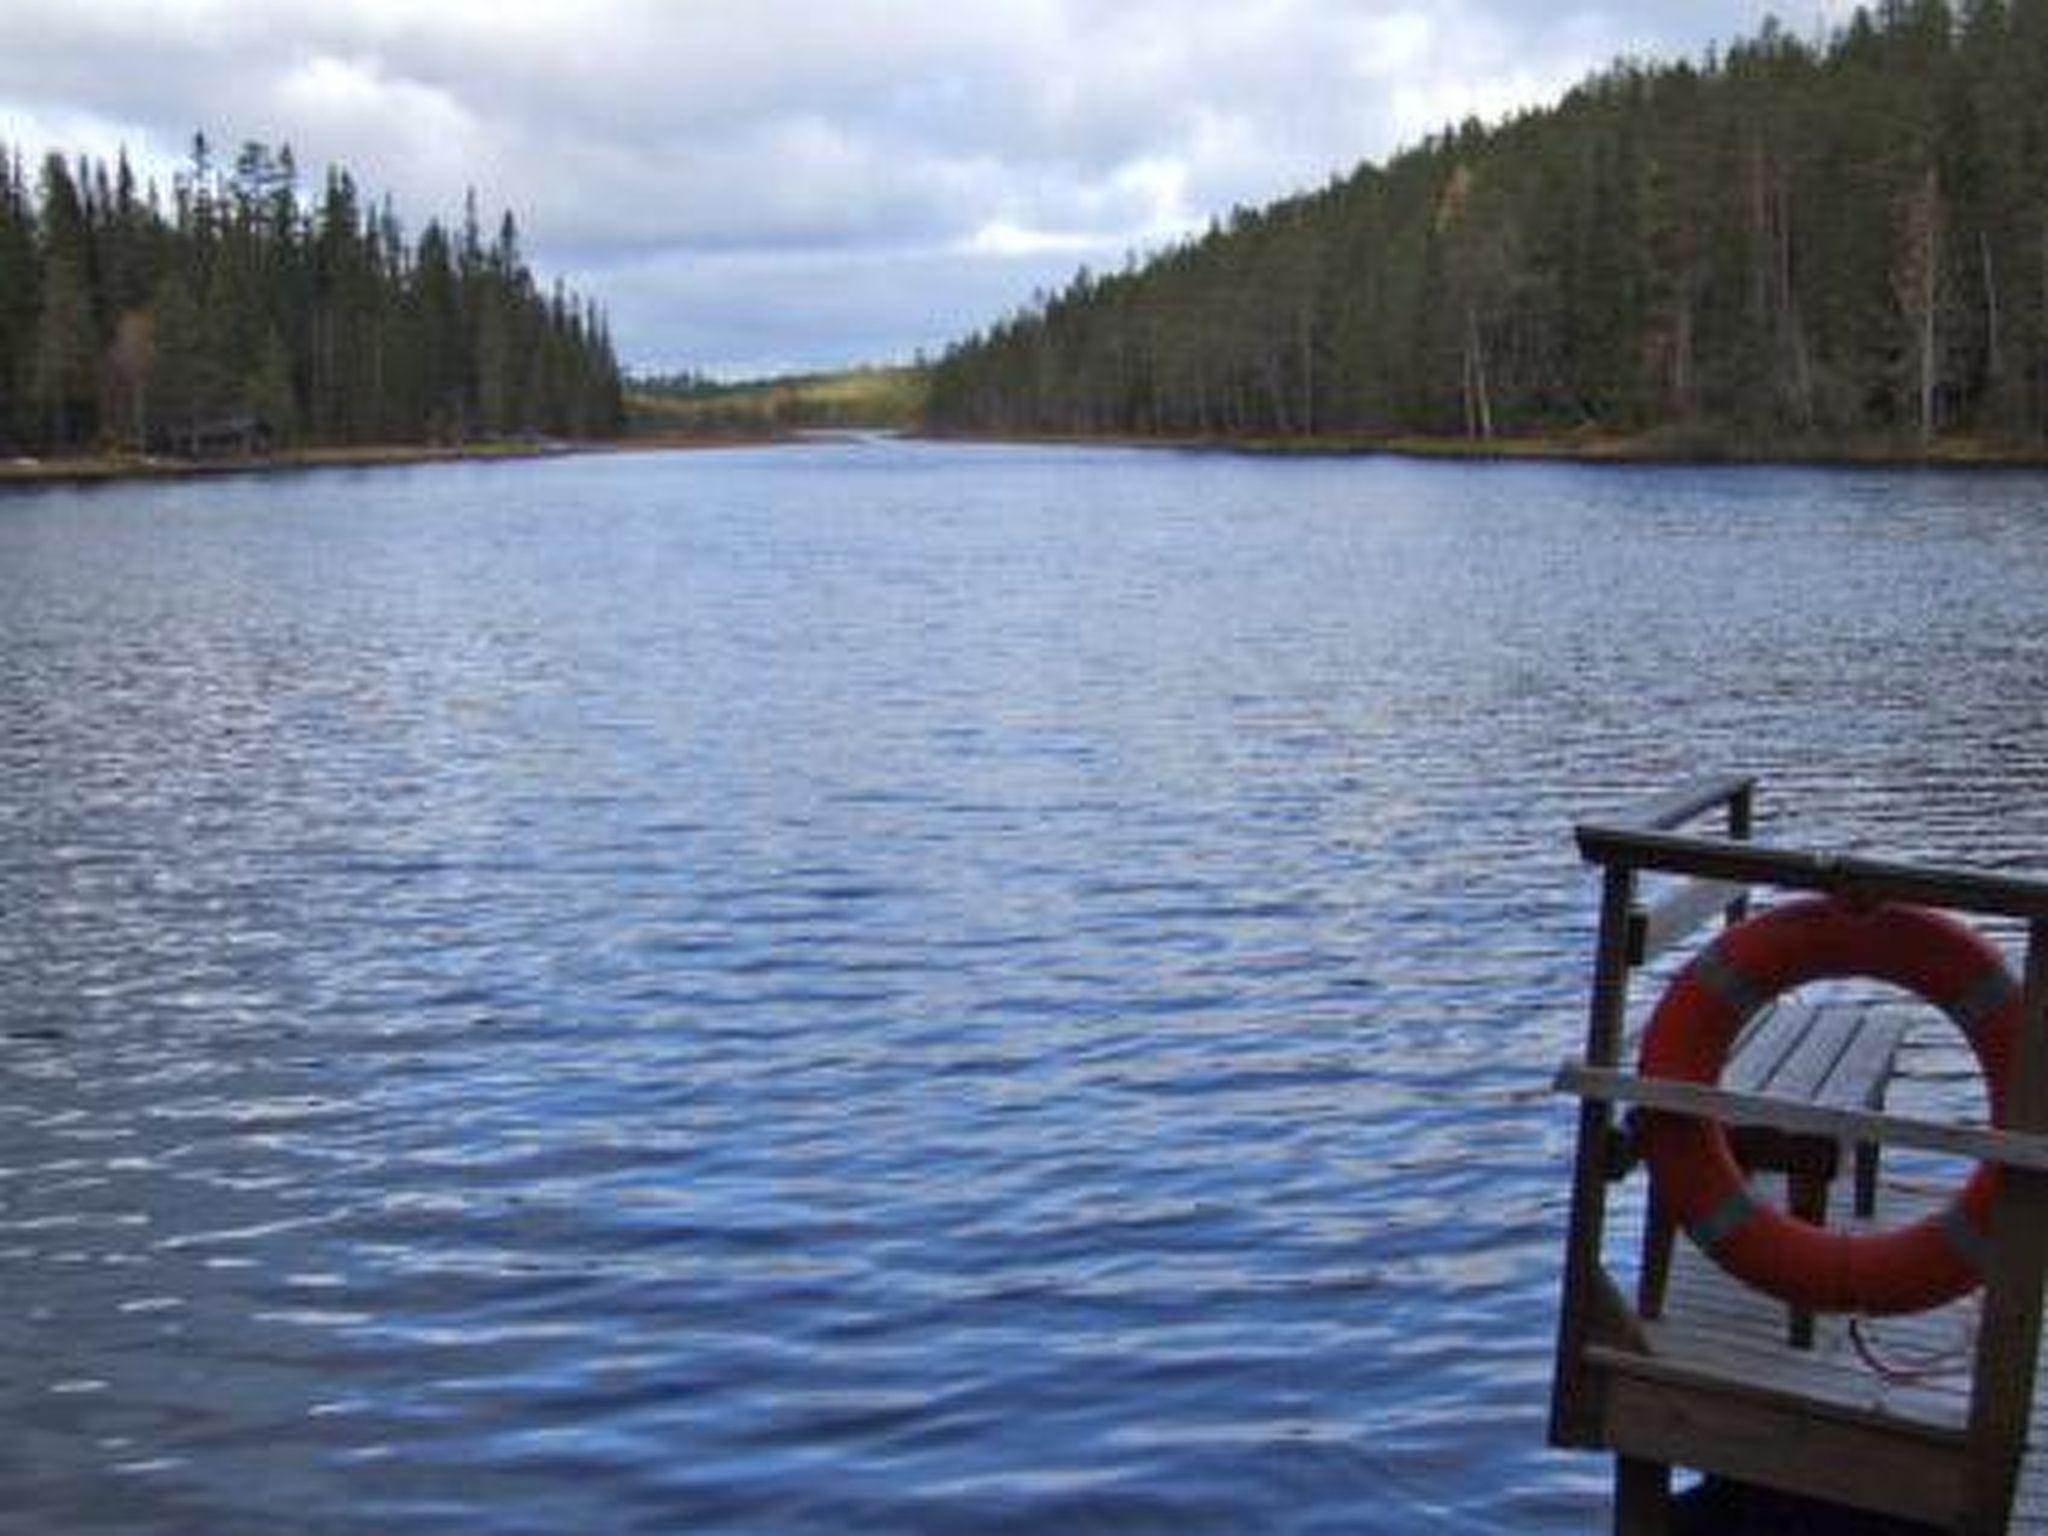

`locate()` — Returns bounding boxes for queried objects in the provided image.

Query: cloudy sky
[0,1,1852,378]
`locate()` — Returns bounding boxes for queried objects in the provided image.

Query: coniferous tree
[33,155,97,447]
[0,151,41,449]
[927,2,2048,455]
[0,133,622,457]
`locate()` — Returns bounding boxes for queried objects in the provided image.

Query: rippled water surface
[7,441,2048,1534]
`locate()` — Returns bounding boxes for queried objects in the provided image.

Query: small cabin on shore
[150,413,274,460]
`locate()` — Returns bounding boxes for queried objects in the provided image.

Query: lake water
[6,439,2048,1534]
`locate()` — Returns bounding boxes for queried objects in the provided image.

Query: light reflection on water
[5,443,2048,1533]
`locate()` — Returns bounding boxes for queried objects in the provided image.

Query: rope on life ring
[1638,895,2018,1316]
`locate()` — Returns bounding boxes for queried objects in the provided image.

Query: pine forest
[0,136,624,458]
[926,0,2048,454]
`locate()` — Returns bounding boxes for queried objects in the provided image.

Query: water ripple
[5,446,2048,1532]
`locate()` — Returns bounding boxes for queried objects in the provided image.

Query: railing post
[1964,917,2048,1533]
[1725,780,1752,925]
[1551,858,1641,1452]
[1726,780,1753,842]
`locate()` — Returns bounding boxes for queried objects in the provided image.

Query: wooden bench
[1611,824,1913,1346]
[1636,995,1912,1346]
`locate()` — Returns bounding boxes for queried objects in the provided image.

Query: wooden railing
[1548,775,2048,1534]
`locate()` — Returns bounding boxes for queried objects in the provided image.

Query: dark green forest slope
[928,1,2048,453]
[0,136,622,457]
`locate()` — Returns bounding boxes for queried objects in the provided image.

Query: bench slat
[1765,1008,1858,1102]
[1815,1005,1914,1111]
[1722,1004,1820,1096]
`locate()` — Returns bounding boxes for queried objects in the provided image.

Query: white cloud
[965,221,1104,260]
[0,0,1808,375]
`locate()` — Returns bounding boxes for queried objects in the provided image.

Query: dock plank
[1646,1178,2048,1531]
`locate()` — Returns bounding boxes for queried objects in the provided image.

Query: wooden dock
[1643,1178,2048,1531]
[1549,777,2048,1534]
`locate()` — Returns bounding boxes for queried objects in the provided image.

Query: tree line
[631,366,928,434]
[0,135,624,456]
[927,0,2048,453]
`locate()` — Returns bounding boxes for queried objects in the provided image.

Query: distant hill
[927,1,2048,456]
[629,366,927,436]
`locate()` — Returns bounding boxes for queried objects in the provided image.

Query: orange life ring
[1638,896,2018,1315]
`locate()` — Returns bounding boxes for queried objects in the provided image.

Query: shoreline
[915,426,2048,469]
[17,426,2048,489]
[0,431,791,491]
[0,440,578,490]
